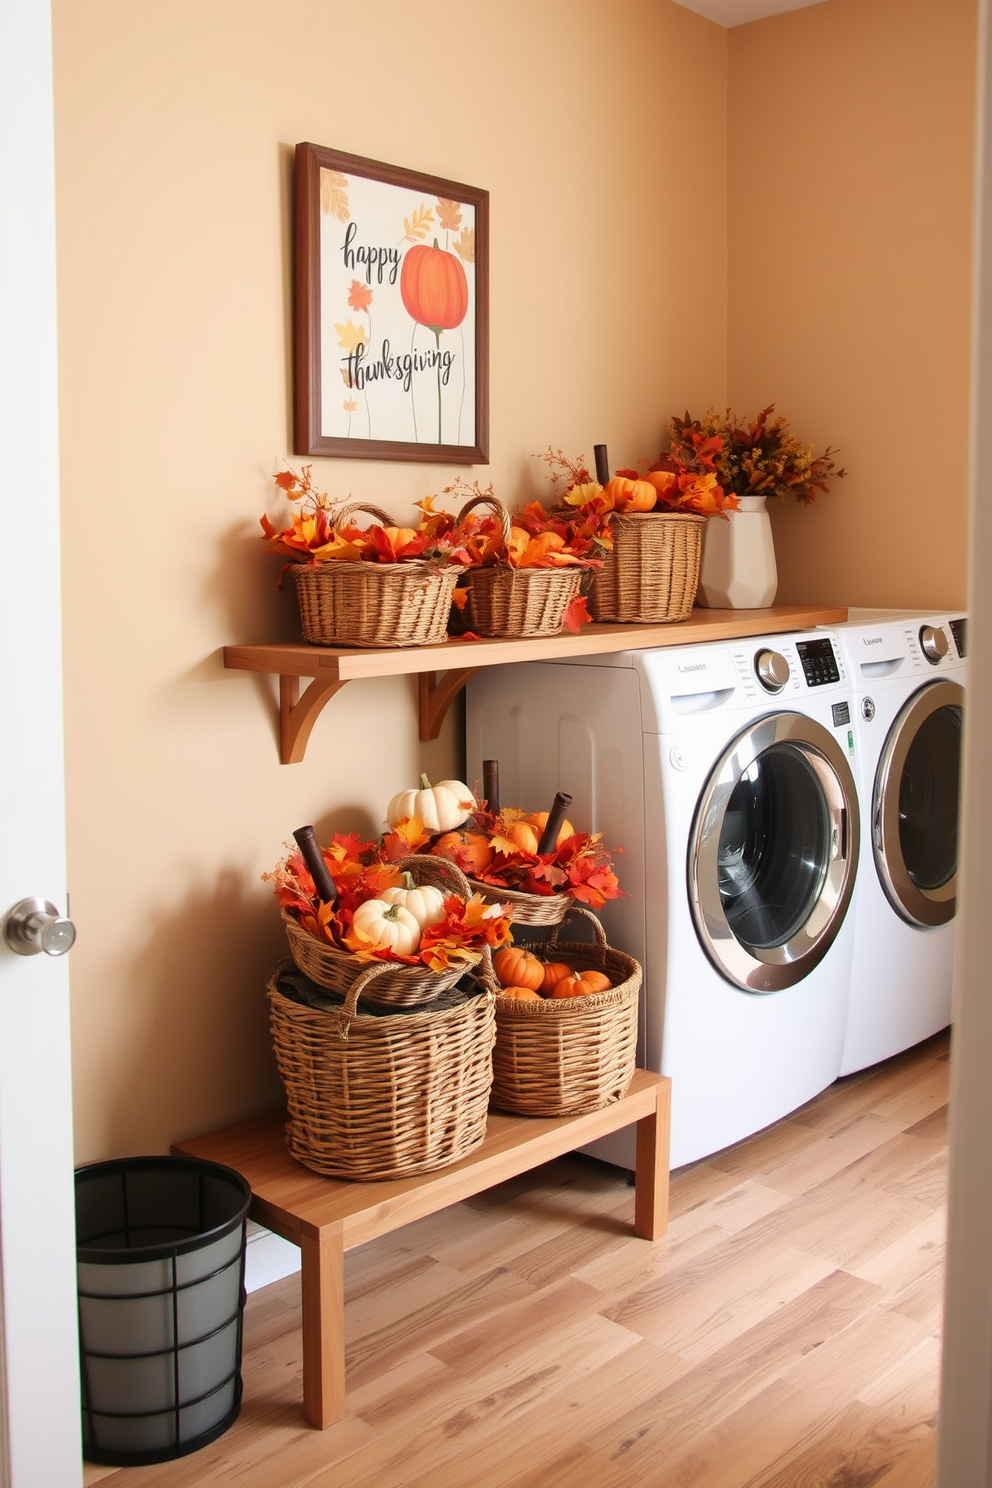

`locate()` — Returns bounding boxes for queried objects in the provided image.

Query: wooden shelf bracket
[418,667,483,741]
[279,675,349,764]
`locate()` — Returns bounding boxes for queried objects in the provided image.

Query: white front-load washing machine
[466,631,861,1169]
[824,611,966,1075]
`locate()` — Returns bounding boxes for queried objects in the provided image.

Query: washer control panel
[949,616,968,658]
[795,636,842,687]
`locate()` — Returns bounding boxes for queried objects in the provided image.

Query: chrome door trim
[874,679,964,926]
[688,712,860,993]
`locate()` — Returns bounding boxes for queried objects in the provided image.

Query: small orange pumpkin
[604,476,657,514]
[493,946,546,992]
[530,810,576,847]
[540,961,575,994]
[503,819,542,856]
[431,829,494,877]
[576,970,612,994]
[506,526,531,565]
[381,526,419,550]
[644,469,678,503]
[548,977,587,999]
[549,969,613,998]
[503,812,577,856]
[497,986,544,1001]
[517,531,566,568]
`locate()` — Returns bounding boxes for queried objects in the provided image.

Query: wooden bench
[172,1069,671,1428]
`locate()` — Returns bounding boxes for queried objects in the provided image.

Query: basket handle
[398,852,474,901]
[465,943,500,999]
[337,960,394,1037]
[455,493,512,548]
[336,500,399,531]
[545,904,608,950]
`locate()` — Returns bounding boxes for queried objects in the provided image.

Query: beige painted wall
[728,0,976,608]
[52,0,728,1161]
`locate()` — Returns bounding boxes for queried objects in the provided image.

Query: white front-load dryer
[466,630,860,1169]
[824,611,966,1074]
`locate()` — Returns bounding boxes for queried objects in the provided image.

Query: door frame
[0,2,83,1485]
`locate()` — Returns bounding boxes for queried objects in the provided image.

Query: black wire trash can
[74,1155,252,1466]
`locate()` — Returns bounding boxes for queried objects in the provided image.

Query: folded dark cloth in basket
[273,963,486,1017]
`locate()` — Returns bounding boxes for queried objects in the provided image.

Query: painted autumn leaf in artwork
[334,318,366,353]
[347,279,373,313]
[453,227,475,264]
[320,169,349,222]
[436,197,462,232]
[403,203,435,242]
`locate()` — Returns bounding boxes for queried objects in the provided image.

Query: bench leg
[300,1225,346,1427]
[633,1079,671,1240]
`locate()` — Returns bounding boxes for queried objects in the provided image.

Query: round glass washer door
[874,679,964,927]
[688,712,860,993]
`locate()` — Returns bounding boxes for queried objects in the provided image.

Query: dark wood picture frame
[294,142,489,464]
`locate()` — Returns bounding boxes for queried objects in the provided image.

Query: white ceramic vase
[696,494,778,609]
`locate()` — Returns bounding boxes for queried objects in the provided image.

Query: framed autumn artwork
[294,142,490,464]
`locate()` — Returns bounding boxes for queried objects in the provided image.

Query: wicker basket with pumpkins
[536,443,740,625]
[264,822,512,1180]
[269,822,511,1010]
[486,905,641,1117]
[386,762,622,929]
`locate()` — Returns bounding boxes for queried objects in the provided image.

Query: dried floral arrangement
[667,406,846,504]
[267,832,511,972]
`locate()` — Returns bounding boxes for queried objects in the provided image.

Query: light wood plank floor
[84,1031,949,1487]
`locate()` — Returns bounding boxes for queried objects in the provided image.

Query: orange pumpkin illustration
[400,241,468,333]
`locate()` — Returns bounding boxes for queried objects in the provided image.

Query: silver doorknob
[920,625,949,664]
[4,898,77,957]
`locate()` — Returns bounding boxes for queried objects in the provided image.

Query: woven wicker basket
[282,855,484,1010]
[489,907,641,1117]
[267,960,496,1180]
[291,502,462,648]
[449,494,583,639]
[465,879,572,928]
[588,510,707,623]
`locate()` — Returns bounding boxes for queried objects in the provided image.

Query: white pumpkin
[350,898,421,956]
[379,881,447,931]
[386,773,476,834]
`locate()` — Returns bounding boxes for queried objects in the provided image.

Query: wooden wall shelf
[223,603,848,763]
